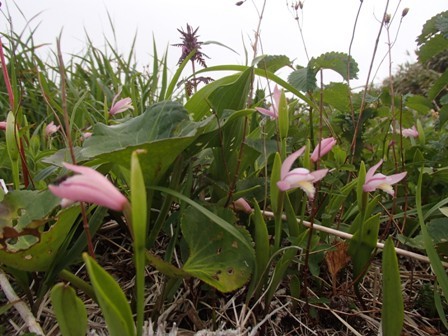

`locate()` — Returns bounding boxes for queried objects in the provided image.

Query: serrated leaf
[256,55,291,73]
[83,254,135,336]
[417,11,448,45]
[287,67,317,92]
[50,283,87,336]
[418,34,448,63]
[381,237,404,336]
[308,52,359,81]
[181,205,254,292]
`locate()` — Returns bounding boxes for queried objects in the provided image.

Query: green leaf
[428,70,448,101]
[416,168,448,323]
[83,254,135,336]
[80,101,211,184]
[418,34,448,63]
[308,52,359,81]
[256,55,291,73]
[417,11,448,45]
[130,151,147,336]
[0,204,79,272]
[207,67,253,116]
[181,205,254,292]
[348,213,380,283]
[50,283,88,336]
[287,67,317,92]
[322,82,351,112]
[381,237,404,336]
[405,95,433,115]
[270,153,282,214]
[247,202,270,299]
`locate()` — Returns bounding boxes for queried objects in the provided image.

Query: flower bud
[402,8,409,17]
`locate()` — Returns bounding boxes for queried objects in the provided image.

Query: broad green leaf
[322,83,351,112]
[181,205,254,292]
[256,55,291,73]
[440,207,448,217]
[287,66,317,92]
[207,67,253,116]
[80,101,211,184]
[152,186,254,255]
[50,283,87,336]
[0,205,79,272]
[418,34,448,63]
[381,237,404,336]
[83,254,135,336]
[308,52,359,81]
[428,70,448,101]
[405,95,433,115]
[417,11,448,45]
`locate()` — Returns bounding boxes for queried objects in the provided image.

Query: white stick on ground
[260,210,448,268]
[0,269,44,335]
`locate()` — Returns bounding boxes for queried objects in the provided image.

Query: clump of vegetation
[0,2,447,336]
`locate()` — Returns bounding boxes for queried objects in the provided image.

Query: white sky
[2,1,447,88]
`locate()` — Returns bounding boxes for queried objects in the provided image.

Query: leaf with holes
[181,205,254,292]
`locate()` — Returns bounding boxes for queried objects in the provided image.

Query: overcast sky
[2,1,447,88]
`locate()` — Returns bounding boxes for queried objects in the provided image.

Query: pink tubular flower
[233,198,253,214]
[49,162,129,211]
[255,85,281,119]
[311,137,336,162]
[277,146,329,200]
[45,121,60,137]
[401,126,419,138]
[109,91,134,116]
[363,160,407,196]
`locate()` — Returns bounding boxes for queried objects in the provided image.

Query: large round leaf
[181,205,254,293]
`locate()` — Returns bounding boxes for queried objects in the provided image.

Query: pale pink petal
[311,137,336,162]
[401,126,419,138]
[365,159,383,182]
[272,85,281,109]
[49,162,128,211]
[233,198,253,213]
[386,172,407,185]
[310,169,329,182]
[45,121,60,137]
[281,146,306,179]
[363,174,388,192]
[0,121,6,130]
[255,107,277,119]
[109,97,134,116]
[277,180,292,191]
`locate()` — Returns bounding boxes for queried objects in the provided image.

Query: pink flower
[277,146,329,200]
[233,198,253,214]
[401,126,419,138]
[363,160,407,196]
[45,121,60,137]
[49,162,129,211]
[311,137,336,162]
[255,85,281,119]
[0,121,6,130]
[109,91,134,116]
[81,132,92,141]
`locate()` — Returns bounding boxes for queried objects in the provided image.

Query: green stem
[274,191,285,251]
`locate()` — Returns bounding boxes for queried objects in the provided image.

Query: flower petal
[365,160,383,182]
[281,146,306,179]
